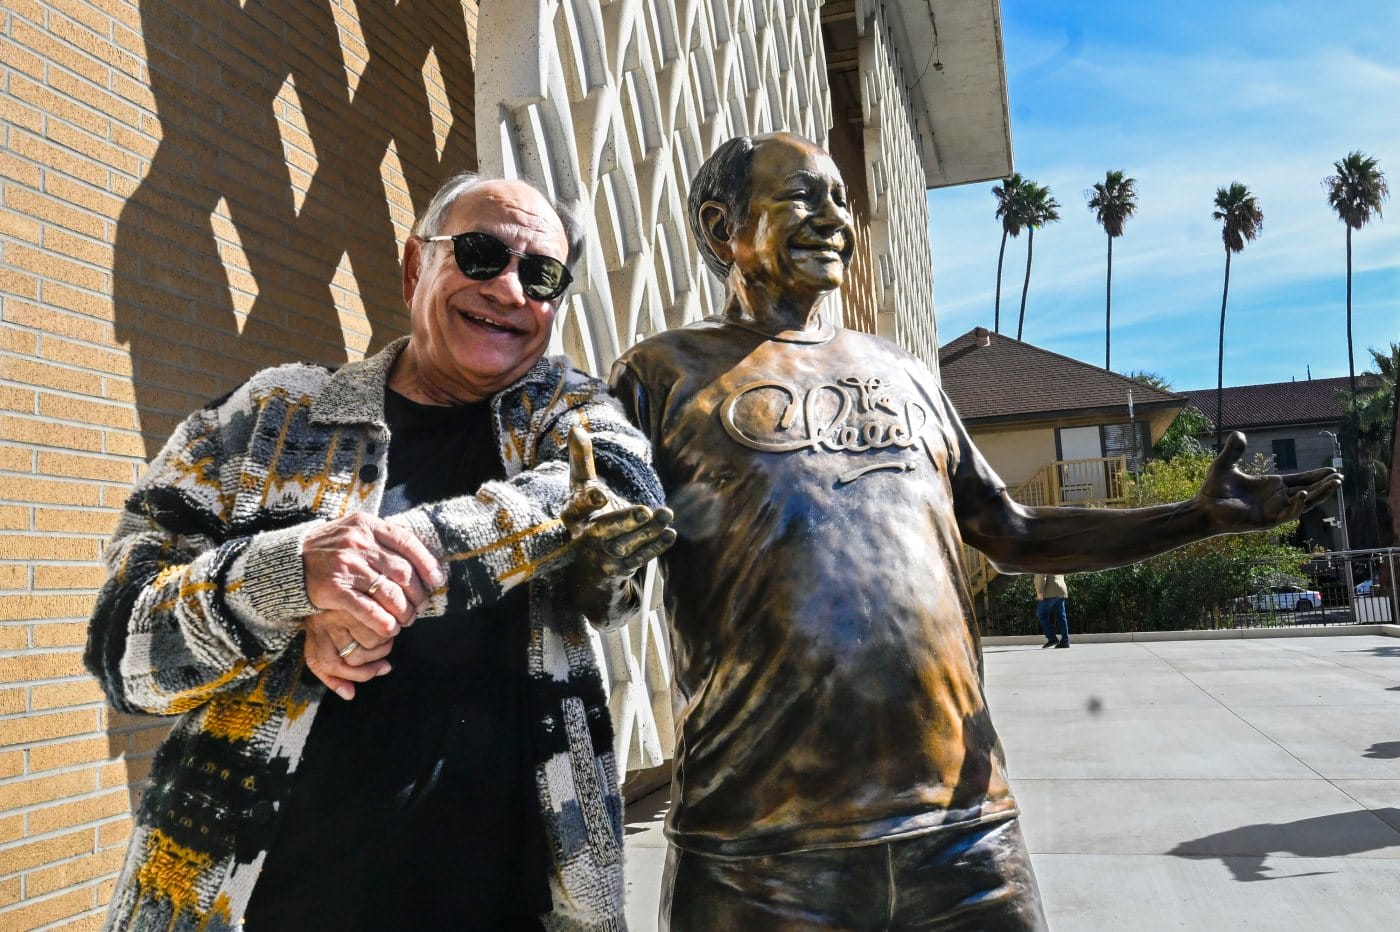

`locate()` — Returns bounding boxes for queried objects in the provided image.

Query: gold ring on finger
[366,572,388,595]
[337,640,361,659]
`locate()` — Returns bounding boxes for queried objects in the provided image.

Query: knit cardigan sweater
[85,338,663,931]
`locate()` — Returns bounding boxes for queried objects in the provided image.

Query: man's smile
[456,307,525,334]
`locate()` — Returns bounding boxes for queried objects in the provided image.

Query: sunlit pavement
[623,634,1400,930]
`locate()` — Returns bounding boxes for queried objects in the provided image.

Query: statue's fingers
[1281,466,1341,487]
[600,530,676,576]
[568,426,598,493]
[1216,431,1247,469]
[560,487,608,533]
[581,506,653,539]
[1300,474,1343,505]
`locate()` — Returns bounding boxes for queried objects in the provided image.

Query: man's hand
[560,427,675,618]
[304,609,395,700]
[1195,431,1342,533]
[302,512,444,655]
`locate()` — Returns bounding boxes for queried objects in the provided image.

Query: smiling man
[88,173,674,931]
[611,132,1340,930]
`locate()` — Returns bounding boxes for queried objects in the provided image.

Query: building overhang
[885,0,1013,188]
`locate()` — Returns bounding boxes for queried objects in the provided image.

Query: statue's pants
[661,815,1047,931]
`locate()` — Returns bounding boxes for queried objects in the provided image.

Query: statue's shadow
[1169,807,1400,882]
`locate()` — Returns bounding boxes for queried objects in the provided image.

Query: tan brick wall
[1,1,479,925]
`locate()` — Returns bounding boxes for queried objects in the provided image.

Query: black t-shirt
[244,389,549,930]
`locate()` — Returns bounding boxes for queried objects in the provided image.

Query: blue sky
[928,0,1399,392]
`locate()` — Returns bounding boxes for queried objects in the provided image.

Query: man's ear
[698,201,735,262]
[402,236,423,305]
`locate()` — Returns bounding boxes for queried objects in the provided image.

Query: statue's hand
[1195,432,1342,533]
[562,427,675,581]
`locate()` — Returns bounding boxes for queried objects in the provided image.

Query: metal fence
[1235,547,1399,627]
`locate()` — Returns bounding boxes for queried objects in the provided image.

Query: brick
[125,725,169,756]
[3,187,108,241]
[0,207,42,246]
[29,681,106,714]
[0,328,38,355]
[53,909,107,931]
[28,845,125,897]
[100,754,151,788]
[0,876,17,909]
[0,356,104,396]
[0,594,93,622]
[0,887,94,931]
[0,708,100,749]
[41,337,132,378]
[0,651,87,683]
[0,446,34,471]
[0,29,46,80]
[0,506,31,532]
[5,240,107,294]
[28,793,130,841]
[9,18,107,86]
[35,565,108,591]
[0,689,24,715]
[0,88,45,134]
[104,379,136,404]
[49,9,144,80]
[7,129,108,189]
[2,303,111,345]
[40,394,137,431]
[49,65,138,132]
[0,268,40,300]
[0,416,104,453]
[34,508,118,536]
[37,284,116,325]
[0,626,27,650]
[0,566,28,590]
[0,750,21,780]
[0,535,102,561]
[103,431,146,458]
[33,621,92,648]
[0,478,100,508]
[46,173,124,224]
[0,814,22,844]
[97,817,132,849]
[0,770,97,813]
[0,387,37,415]
[39,451,136,483]
[28,735,111,773]
[47,118,143,179]
[43,227,116,272]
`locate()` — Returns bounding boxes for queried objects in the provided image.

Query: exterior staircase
[964,455,1130,599]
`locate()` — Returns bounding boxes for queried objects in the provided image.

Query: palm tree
[1338,343,1398,546]
[1016,181,1061,341]
[1323,152,1389,402]
[991,174,1031,333]
[1210,182,1263,451]
[1086,170,1139,370]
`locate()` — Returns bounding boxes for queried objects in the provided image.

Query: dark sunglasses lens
[452,232,510,280]
[519,256,571,301]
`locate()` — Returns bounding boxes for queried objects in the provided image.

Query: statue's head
[689,132,854,298]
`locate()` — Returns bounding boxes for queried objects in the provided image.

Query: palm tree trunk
[1346,225,1357,401]
[1105,233,1113,370]
[1216,248,1232,452]
[994,230,1008,333]
[1018,228,1034,341]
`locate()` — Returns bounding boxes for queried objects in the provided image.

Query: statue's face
[730,134,854,297]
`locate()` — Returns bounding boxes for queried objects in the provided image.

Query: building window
[1102,421,1151,471]
[1271,438,1298,471]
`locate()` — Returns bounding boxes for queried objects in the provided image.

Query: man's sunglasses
[424,231,573,302]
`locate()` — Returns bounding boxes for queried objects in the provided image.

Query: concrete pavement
[623,634,1400,930]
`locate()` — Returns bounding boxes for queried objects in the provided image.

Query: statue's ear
[698,201,735,262]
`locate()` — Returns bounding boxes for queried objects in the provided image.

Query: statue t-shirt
[612,319,1018,857]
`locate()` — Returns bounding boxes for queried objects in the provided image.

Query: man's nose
[479,258,528,306]
[810,192,851,233]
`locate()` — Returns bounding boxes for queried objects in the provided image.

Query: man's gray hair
[412,171,585,270]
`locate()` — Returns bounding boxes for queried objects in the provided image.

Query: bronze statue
[612,132,1340,930]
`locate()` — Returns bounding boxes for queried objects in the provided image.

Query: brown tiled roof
[938,328,1184,422]
[1178,376,1371,431]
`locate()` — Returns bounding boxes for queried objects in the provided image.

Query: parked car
[1248,585,1323,612]
[1355,578,1374,596]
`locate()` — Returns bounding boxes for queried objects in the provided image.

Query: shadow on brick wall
[106,0,477,778]
[113,0,477,457]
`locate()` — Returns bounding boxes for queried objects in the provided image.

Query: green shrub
[980,452,1309,635]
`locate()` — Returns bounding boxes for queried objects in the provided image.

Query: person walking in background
[1036,573,1071,648]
